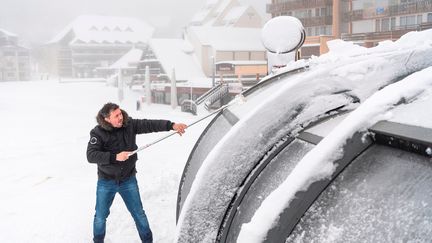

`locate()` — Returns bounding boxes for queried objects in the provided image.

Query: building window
[391,17,396,30]
[407,15,416,25]
[375,19,381,32]
[400,16,406,26]
[307,27,313,36]
[3,51,15,56]
[417,15,422,24]
[382,18,390,31]
[326,26,332,35]
[321,7,327,16]
[401,15,416,26]
[428,13,432,22]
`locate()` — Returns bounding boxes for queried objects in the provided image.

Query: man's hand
[116,151,131,161]
[173,123,187,136]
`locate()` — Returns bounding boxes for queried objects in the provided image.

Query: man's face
[105,108,123,128]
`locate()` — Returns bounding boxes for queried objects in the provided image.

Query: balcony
[389,0,432,15]
[299,15,333,27]
[341,22,432,42]
[267,0,332,13]
[344,0,432,22]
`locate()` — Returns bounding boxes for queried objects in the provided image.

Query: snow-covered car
[175,29,432,243]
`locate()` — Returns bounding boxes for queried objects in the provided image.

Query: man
[87,102,187,243]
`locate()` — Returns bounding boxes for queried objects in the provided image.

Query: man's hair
[98,102,119,118]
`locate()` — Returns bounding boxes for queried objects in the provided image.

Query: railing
[389,0,432,16]
[181,83,230,114]
[203,84,229,111]
[299,15,333,27]
[266,0,332,13]
[344,0,432,22]
[341,22,432,42]
[195,83,226,105]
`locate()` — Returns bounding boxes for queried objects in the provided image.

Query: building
[42,15,154,78]
[185,26,267,86]
[341,0,432,47]
[135,0,267,107]
[186,0,267,86]
[0,29,31,81]
[266,0,432,57]
[95,48,143,86]
[138,38,211,105]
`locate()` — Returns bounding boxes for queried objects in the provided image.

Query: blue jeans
[93,176,153,243]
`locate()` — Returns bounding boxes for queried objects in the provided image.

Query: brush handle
[129,102,234,156]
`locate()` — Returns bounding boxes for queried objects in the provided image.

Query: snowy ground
[0,80,208,242]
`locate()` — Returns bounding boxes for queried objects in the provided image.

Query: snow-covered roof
[214,0,234,15]
[206,0,219,6]
[191,9,212,24]
[189,26,265,51]
[48,15,154,45]
[109,48,143,69]
[190,0,238,26]
[149,38,207,82]
[222,6,248,25]
[0,28,17,37]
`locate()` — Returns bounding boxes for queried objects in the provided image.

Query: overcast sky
[0,0,270,45]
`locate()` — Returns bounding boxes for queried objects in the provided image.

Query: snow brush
[128,94,246,156]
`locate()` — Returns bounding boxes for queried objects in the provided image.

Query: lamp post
[145,65,151,105]
[190,82,193,111]
[211,55,215,87]
[118,69,124,102]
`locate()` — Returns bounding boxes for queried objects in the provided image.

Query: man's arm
[86,131,116,165]
[133,118,174,134]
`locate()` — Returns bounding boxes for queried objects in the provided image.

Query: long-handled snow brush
[128,94,246,156]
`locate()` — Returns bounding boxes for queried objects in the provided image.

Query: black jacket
[87,109,174,181]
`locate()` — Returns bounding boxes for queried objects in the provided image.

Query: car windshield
[287,145,432,242]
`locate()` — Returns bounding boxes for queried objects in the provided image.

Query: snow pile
[175,29,432,242]
[237,66,432,242]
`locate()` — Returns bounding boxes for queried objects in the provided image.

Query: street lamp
[211,55,215,87]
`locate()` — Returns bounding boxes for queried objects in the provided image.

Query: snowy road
[0,80,207,242]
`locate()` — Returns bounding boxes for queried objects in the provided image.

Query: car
[175,29,432,243]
